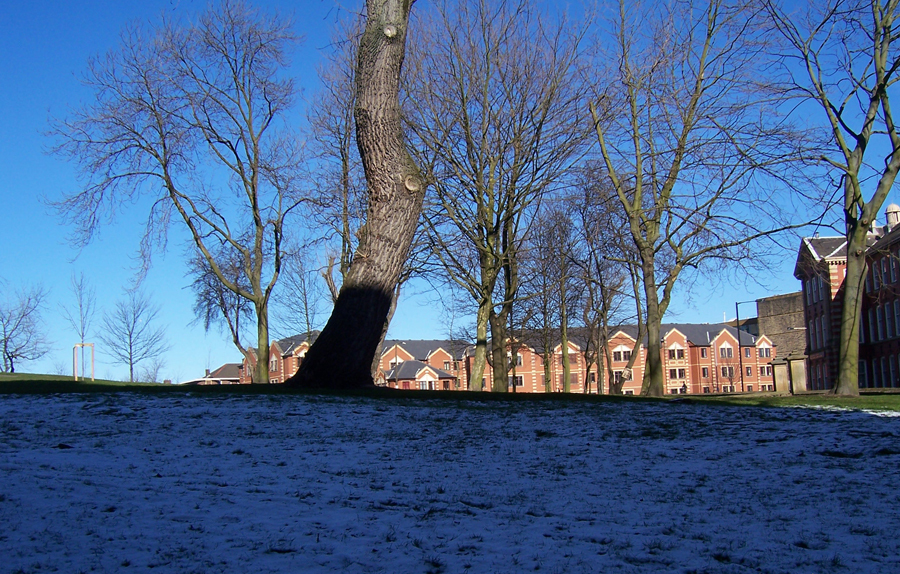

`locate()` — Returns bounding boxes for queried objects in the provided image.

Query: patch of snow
[1,394,898,573]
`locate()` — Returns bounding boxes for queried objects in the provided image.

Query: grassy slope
[2,372,900,411]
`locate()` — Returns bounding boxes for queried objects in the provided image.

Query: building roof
[608,323,758,347]
[275,331,320,356]
[382,339,468,361]
[208,363,241,379]
[385,360,456,381]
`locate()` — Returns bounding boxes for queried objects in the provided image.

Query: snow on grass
[1,394,899,573]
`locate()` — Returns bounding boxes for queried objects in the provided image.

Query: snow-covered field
[1,393,899,573]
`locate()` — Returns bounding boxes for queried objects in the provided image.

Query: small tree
[60,272,96,378]
[100,291,170,383]
[0,283,50,374]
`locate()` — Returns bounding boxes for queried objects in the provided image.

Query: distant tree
[767,0,900,395]
[0,283,50,374]
[52,1,304,385]
[100,291,170,383]
[59,272,96,378]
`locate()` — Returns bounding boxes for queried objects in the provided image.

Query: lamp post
[735,300,755,393]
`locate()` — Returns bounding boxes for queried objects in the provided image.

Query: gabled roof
[385,359,456,381]
[382,339,468,361]
[275,331,320,356]
[208,363,241,379]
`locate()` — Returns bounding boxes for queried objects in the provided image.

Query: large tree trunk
[286,0,422,389]
[640,256,665,397]
[835,223,868,395]
[467,298,490,391]
[489,307,510,392]
[254,302,271,384]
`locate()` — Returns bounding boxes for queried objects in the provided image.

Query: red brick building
[794,205,900,389]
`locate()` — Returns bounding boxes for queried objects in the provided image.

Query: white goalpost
[73,343,95,382]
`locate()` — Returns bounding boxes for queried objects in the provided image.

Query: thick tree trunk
[468,298,490,391]
[835,223,868,395]
[254,302,271,384]
[641,257,665,397]
[489,307,510,392]
[286,0,422,389]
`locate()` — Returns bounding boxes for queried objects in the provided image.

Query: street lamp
[735,300,756,393]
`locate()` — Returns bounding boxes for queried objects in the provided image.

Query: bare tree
[570,170,641,394]
[307,16,368,302]
[590,0,814,396]
[407,0,590,392]
[52,1,304,385]
[187,248,256,378]
[286,0,425,389]
[60,272,96,378]
[0,283,50,374]
[100,290,170,383]
[768,0,900,395]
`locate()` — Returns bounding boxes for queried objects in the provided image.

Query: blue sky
[0,0,843,382]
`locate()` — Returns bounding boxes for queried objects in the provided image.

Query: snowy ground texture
[1,394,900,574]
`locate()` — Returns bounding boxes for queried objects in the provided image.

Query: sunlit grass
[1,372,899,411]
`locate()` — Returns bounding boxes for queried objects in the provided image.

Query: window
[721,366,734,378]
[719,346,733,359]
[443,361,451,371]
[869,309,877,343]
[758,346,771,358]
[866,270,873,293]
[701,367,709,378]
[670,389,679,395]
[700,348,708,359]
[883,258,889,285]
[878,306,886,341]
[703,387,711,393]
[744,347,751,358]
[514,375,524,387]
[859,361,868,388]
[678,368,686,379]
[889,306,896,338]
[747,385,753,392]
[893,253,899,283]
[624,390,634,395]
[874,265,881,290]
[515,354,523,366]
[270,359,278,372]
[613,351,622,362]
[760,365,772,377]
[669,369,678,379]
[722,385,735,393]
[443,380,450,390]
[895,300,900,339]
[614,371,623,384]
[624,350,632,360]
[746,366,753,377]
[892,355,899,388]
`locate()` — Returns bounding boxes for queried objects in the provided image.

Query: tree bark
[286,0,422,389]
[835,223,868,395]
